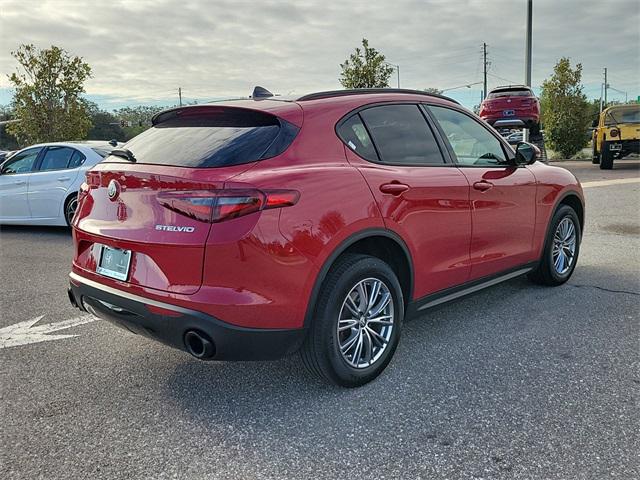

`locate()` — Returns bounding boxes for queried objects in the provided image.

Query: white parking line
[581,178,640,188]
[0,315,96,349]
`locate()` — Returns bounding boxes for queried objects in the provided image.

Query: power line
[487,72,520,85]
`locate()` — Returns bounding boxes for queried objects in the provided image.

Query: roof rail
[296,88,459,104]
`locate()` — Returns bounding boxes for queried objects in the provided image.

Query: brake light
[158,189,299,223]
[86,171,101,187]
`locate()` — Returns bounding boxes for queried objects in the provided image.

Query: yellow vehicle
[592,104,640,170]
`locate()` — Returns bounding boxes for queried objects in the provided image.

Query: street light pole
[523,0,533,142]
[383,62,400,88]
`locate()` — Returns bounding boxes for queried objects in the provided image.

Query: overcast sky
[1,0,639,109]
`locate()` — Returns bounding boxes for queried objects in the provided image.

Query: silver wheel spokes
[552,217,577,275]
[337,278,394,369]
[67,198,78,222]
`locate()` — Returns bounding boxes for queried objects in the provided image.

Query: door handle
[57,177,71,181]
[380,183,410,195]
[473,181,493,192]
[13,180,26,186]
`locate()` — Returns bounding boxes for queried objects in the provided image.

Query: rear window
[109,107,298,168]
[488,89,533,98]
[606,107,640,125]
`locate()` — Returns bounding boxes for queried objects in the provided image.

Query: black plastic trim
[297,88,460,104]
[407,262,538,317]
[69,273,305,361]
[303,228,414,328]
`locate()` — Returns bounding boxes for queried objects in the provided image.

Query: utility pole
[523,0,533,142]
[178,87,183,107]
[603,68,608,107]
[483,42,488,100]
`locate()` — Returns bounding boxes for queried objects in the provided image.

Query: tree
[85,101,125,142]
[540,58,590,158]
[113,105,167,140]
[0,104,19,150]
[423,87,443,95]
[339,39,394,89]
[7,44,92,146]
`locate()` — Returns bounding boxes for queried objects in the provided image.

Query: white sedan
[0,141,116,226]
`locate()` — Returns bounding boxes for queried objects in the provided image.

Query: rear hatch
[482,87,536,114]
[74,105,300,294]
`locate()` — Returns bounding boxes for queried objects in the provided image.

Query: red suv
[479,85,541,134]
[68,88,584,387]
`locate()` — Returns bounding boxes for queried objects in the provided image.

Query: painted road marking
[0,315,96,349]
[582,178,640,188]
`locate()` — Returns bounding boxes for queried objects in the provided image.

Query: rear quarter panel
[224,104,385,328]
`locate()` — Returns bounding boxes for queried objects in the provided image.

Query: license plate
[96,245,132,281]
[503,110,515,117]
[609,143,622,151]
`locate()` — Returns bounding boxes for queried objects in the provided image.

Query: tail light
[77,181,90,204]
[610,128,619,138]
[157,189,300,223]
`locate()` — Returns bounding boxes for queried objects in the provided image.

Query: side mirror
[591,118,599,128]
[514,142,539,165]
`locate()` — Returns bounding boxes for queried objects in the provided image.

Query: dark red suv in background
[68,88,584,387]
[479,85,541,134]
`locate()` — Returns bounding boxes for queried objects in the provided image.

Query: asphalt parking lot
[1,159,638,480]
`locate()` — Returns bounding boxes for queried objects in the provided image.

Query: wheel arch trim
[303,228,414,328]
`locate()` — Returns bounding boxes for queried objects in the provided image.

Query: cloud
[1,0,638,108]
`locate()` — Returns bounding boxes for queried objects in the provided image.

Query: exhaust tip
[184,330,215,360]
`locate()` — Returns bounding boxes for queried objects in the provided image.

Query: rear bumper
[482,115,539,127]
[68,272,306,361]
[608,139,640,154]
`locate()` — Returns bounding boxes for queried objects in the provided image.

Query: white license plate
[609,143,622,151]
[503,110,515,116]
[96,245,132,281]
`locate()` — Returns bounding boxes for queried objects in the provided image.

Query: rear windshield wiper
[109,148,136,163]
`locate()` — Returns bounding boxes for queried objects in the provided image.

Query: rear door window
[337,115,379,162]
[358,104,445,165]
[39,146,77,171]
[111,107,299,168]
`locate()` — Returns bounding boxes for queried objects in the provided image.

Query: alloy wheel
[66,197,78,225]
[552,217,577,275]
[337,277,395,369]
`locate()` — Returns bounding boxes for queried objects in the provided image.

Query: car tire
[530,122,541,136]
[528,205,581,286]
[300,254,404,387]
[64,193,78,227]
[599,141,613,170]
[591,142,600,164]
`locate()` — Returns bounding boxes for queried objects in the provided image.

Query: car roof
[22,141,115,149]
[295,88,459,104]
[604,103,639,112]
[12,141,117,157]
[152,89,462,128]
